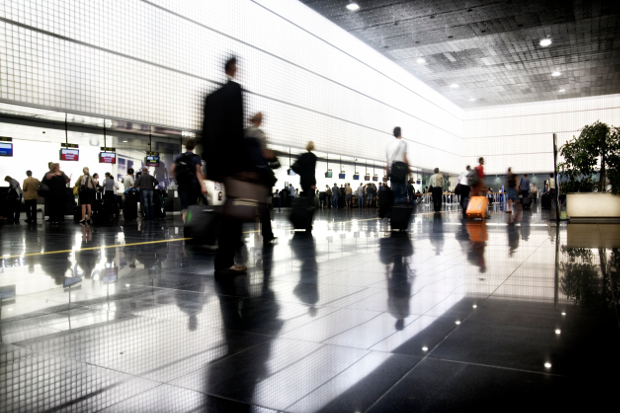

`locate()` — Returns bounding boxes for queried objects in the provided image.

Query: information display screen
[287,168,296,176]
[60,148,79,161]
[99,152,117,164]
[353,174,360,180]
[145,155,160,167]
[339,173,345,179]
[0,142,13,157]
[325,171,332,178]
[372,175,379,182]
[364,175,370,181]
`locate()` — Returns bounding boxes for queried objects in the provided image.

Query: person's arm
[170,163,176,182]
[195,163,207,195]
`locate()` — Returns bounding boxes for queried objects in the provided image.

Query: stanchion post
[552,133,560,222]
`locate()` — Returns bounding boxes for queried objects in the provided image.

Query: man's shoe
[215,264,247,275]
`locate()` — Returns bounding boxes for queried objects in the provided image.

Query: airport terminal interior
[1,0,620,411]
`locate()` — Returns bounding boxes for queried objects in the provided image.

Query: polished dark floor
[1,202,619,412]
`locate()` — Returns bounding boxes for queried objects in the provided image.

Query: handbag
[37,182,50,197]
[222,177,267,222]
[390,161,408,183]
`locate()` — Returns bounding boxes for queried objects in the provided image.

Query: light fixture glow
[455,320,461,325]
[122,140,128,142]
[551,71,561,77]
[561,312,566,316]
[450,83,459,88]
[559,89,565,93]
[544,362,552,368]
[469,98,476,102]
[472,304,478,309]
[539,38,552,47]
[416,57,426,64]
[555,329,561,335]
[346,1,360,11]
[422,346,428,351]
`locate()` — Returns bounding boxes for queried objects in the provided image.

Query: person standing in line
[23,170,40,223]
[244,112,277,243]
[406,179,415,205]
[4,175,23,224]
[457,166,472,216]
[386,127,410,204]
[202,56,253,275]
[123,168,135,191]
[345,183,353,208]
[325,184,332,208]
[171,138,207,223]
[76,167,97,224]
[357,183,365,211]
[332,182,339,209]
[135,166,159,220]
[42,163,67,226]
[471,157,485,196]
[428,168,444,212]
[295,141,317,199]
[548,173,556,198]
[520,174,530,200]
[505,167,518,213]
[103,173,119,216]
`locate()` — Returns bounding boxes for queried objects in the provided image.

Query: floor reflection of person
[380,232,414,330]
[430,212,445,255]
[208,255,282,410]
[466,221,487,275]
[289,232,319,315]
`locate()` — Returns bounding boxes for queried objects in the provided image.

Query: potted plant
[558,121,620,219]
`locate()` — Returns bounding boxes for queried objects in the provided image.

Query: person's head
[4,176,11,182]
[128,168,134,175]
[93,173,99,179]
[250,112,262,127]
[306,141,315,152]
[289,184,293,187]
[142,167,149,174]
[479,157,484,165]
[508,167,512,173]
[105,172,110,178]
[466,165,471,171]
[83,167,90,175]
[26,170,32,177]
[48,162,53,170]
[524,174,528,178]
[550,173,553,178]
[393,126,401,138]
[434,168,439,173]
[225,57,237,78]
[50,163,60,172]
[185,139,196,152]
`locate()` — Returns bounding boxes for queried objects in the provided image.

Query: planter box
[566,193,620,219]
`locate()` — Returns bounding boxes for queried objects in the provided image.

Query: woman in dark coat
[43,163,68,226]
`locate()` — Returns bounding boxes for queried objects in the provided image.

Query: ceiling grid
[301,0,620,107]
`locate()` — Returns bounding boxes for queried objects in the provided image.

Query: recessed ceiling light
[416,57,426,64]
[450,83,459,88]
[559,89,565,93]
[122,140,128,142]
[544,362,552,368]
[551,71,561,77]
[469,98,476,102]
[346,1,360,11]
[540,38,552,47]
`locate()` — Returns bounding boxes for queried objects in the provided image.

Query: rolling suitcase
[153,189,166,220]
[73,205,82,223]
[184,205,222,245]
[466,196,489,219]
[390,205,413,230]
[521,196,532,210]
[378,188,394,218]
[289,197,314,230]
[123,190,139,221]
[541,193,552,209]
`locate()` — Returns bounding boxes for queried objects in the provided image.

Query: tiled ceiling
[300,0,620,107]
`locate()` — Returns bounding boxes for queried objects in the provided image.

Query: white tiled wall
[0,0,463,173]
[463,95,620,174]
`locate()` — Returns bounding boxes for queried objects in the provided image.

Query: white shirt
[458,170,469,186]
[123,175,134,190]
[386,139,407,165]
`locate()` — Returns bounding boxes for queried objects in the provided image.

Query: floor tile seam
[486,240,548,298]
[162,382,274,412]
[281,350,379,411]
[423,355,578,379]
[97,383,168,413]
[300,310,396,345]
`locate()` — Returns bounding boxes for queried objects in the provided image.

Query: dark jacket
[202,80,249,182]
[294,152,317,189]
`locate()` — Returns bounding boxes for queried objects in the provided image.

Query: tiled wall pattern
[0,0,463,172]
[463,94,620,174]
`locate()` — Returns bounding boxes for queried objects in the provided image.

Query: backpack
[175,153,195,186]
[467,169,479,186]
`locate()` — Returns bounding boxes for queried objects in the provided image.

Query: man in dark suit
[202,57,251,275]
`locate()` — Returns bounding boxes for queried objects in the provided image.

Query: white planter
[566,193,620,218]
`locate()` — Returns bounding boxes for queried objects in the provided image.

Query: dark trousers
[9,196,22,222]
[259,203,274,240]
[431,187,443,212]
[25,199,37,221]
[215,215,242,270]
[460,185,470,215]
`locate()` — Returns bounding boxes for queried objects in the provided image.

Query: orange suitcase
[466,196,489,219]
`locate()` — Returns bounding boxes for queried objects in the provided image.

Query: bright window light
[450,83,459,88]
[551,71,561,77]
[539,38,552,47]
[416,57,426,64]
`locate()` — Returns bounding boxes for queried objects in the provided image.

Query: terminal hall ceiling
[300,0,620,108]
